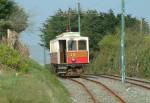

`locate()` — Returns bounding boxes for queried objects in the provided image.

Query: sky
[14,0,150,64]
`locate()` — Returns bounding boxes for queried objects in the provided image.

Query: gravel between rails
[82,77,126,103]
[59,78,93,103]
[87,76,150,103]
[76,78,121,103]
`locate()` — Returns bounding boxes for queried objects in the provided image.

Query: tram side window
[78,40,87,50]
[68,40,77,51]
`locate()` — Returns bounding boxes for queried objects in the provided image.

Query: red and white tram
[50,32,89,76]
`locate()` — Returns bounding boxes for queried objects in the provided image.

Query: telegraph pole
[121,0,126,83]
[140,18,143,35]
[77,0,81,33]
[149,22,150,35]
[43,37,46,67]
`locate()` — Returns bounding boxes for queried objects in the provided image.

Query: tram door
[59,40,66,63]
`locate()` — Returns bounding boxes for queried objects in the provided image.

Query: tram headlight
[72,58,76,62]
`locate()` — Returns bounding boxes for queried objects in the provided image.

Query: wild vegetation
[0,58,71,103]
[0,44,29,72]
[88,28,150,78]
[0,0,29,72]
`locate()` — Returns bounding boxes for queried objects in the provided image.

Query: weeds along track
[80,76,127,103]
[86,74,150,90]
[69,78,97,103]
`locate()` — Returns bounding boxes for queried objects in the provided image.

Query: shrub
[0,44,29,72]
[89,29,150,79]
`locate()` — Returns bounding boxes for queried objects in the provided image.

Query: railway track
[70,77,126,103]
[61,75,150,103]
[80,77,127,103]
[69,78,96,103]
[107,75,150,84]
[84,74,150,90]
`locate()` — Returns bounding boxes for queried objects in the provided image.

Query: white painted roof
[56,32,80,38]
[50,32,88,42]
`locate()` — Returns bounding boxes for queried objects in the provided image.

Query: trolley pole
[121,0,126,83]
[77,0,81,33]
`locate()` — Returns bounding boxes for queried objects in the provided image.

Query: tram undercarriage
[52,64,86,77]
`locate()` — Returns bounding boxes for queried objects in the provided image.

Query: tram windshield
[78,40,87,50]
[68,40,77,51]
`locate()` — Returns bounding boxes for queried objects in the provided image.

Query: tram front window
[78,40,87,50]
[68,40,77,51]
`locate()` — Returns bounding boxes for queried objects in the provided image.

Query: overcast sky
[14,0,150,64]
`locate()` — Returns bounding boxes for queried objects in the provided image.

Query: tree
[41,9,149,59]
[0,0,15,19]
[8,5,28,33]
[0,0,28,36]
[41,9,117,49]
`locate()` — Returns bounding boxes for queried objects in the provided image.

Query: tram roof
[56,32,80,38]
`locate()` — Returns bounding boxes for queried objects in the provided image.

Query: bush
[89,29,150,79]
[0,44,29,72]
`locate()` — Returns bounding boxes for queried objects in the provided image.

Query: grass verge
[0,59,71,103]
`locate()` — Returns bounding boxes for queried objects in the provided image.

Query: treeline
[41,9,149,58]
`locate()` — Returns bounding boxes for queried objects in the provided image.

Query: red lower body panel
[68,57,88,64]
[67,51,88,64]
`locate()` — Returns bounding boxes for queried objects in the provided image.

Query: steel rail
[81,77,127,103]
[96,75,150,90]
[106,75,150,84]
[69,78,97,103]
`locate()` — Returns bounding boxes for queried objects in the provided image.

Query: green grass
[0,59,71,103]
